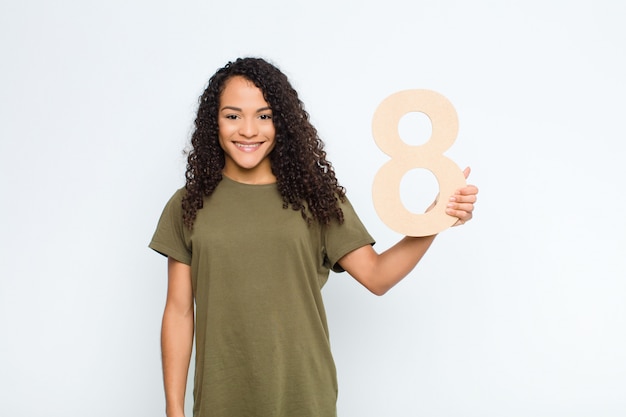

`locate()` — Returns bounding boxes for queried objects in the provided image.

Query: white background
[1,0,625,416]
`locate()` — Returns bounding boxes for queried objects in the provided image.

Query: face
[218,76,276,184]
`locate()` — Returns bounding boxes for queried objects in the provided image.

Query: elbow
[358,274,393,296]
[367,283,391,296]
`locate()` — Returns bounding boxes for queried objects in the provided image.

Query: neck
[222,171,276,185]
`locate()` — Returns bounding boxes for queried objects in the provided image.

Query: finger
[447,202,475,214]
[462,166,471,179]
[450,214,472,226]
[450,193,477,204]
[455,184,479,196]
[452,218,469,227]
[447,208,473,225]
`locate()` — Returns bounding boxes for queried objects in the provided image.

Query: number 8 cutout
[372,89,466,237]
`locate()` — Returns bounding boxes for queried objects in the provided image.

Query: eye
[259,114,273,120]
[225,114,239,120]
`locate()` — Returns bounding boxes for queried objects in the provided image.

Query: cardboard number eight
[372,89,466,237]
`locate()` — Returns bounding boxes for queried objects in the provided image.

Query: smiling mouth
[234,142,262,150]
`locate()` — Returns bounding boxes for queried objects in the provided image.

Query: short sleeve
[323,197,375,273]
[148,188,192,265]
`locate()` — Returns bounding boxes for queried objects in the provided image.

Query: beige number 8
[372,89,466,237]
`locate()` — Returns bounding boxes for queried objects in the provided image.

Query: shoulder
[164,186,187,205]
[155,186,187,218]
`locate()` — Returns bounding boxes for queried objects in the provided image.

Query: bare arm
[340,168,478,296]
[338,235,437,295]
[161,257,194,417]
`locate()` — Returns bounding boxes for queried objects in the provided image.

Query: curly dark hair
[182,57,346,229]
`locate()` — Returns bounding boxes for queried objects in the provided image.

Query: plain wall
[1,0,625,416]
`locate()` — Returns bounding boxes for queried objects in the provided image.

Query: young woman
[150,57,478,417]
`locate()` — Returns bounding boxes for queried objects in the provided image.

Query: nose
[238,118,258,138]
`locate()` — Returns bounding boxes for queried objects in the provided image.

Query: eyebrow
[220,106,272,113]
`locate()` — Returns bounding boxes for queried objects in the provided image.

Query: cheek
[217,121,228,138]
[266,124,276,140]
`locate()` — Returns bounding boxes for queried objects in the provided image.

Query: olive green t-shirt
[149,176,374,417]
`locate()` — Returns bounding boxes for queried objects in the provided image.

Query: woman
[150,57,478,417]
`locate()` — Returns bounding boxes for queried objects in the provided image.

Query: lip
[234,141,263,152]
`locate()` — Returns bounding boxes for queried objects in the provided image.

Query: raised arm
[161,257,195,417]
[338,235,437,295]
[339,168,478,296]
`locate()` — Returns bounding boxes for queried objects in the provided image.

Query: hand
[446,167,478,226]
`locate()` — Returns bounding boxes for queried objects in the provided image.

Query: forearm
[161,306,194,417]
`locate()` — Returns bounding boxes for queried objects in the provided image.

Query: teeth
[235,142,260,149]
